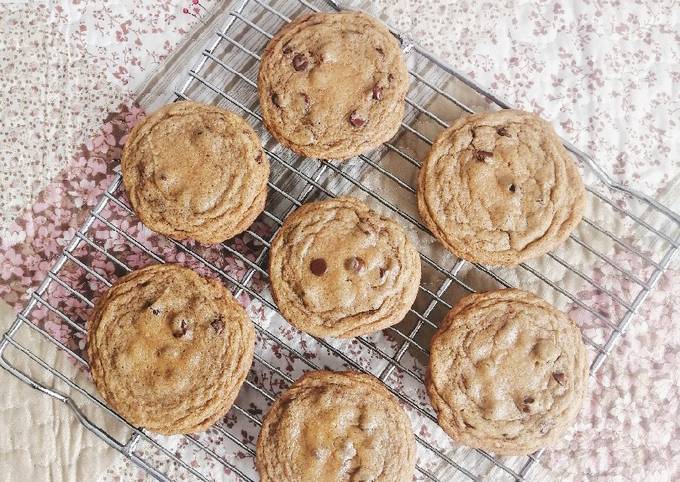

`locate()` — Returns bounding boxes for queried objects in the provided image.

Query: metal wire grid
[1,0,679,480]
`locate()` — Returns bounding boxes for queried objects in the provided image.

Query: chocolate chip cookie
[122,101,269,243]
[269,197,421,338]
[256,370,415,482]
[87,264,255,435]
[417,109,585,266]
[258,11,409,160]
[427,289,588,455]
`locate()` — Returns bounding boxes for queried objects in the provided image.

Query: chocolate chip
[523,405,531,413]
[523,396,535,404]
[509,184,516,192]
[344,256,365,272]
[256,152,264,164]
[271,92,281,107]
[172,319,190,338]
[372,86,383,101]
[375,47,384,56]
[310,258,327,276]
[211,317,224,334]
[388,73,394,82]
[282,46,292,54]
[553,372,566,385]
[497,127,509,137]
[301,93,310,106]
[292,53,308,71]
[349,111,366,127]
[474,150,493,161]
[379,267,387,278]
[159,174,167,181]
[151,307,161,316]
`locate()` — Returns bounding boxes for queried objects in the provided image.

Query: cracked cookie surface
[269,197,421,338]
[258,11,408,160]
[426,289,588,455]
[256,370,415,482]
[417,109,585,266]
[87,264,255,435]
[122,101,268,243]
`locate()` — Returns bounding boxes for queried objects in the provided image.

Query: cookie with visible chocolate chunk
[268,197,421,338]
[426,289,588,455]
[87,264,255,435]
[417,109,585,266]
[258,11,409,160]
[122,101,269,244]
[256,370,416,482]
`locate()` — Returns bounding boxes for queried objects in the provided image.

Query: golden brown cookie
[87,264,255,435]
[426,289,588,455]
[417,109,585,266]
[268,197,421,338]
[121,101,269,243]
[258,11,409,160]
[256,370,415,482]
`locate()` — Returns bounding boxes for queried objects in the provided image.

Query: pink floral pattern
[1,1,679,481]
[0,0,219,241]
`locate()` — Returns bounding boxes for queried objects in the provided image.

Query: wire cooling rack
[2,0,680,481]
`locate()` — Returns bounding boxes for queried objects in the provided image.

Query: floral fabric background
[0,1,678,481]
